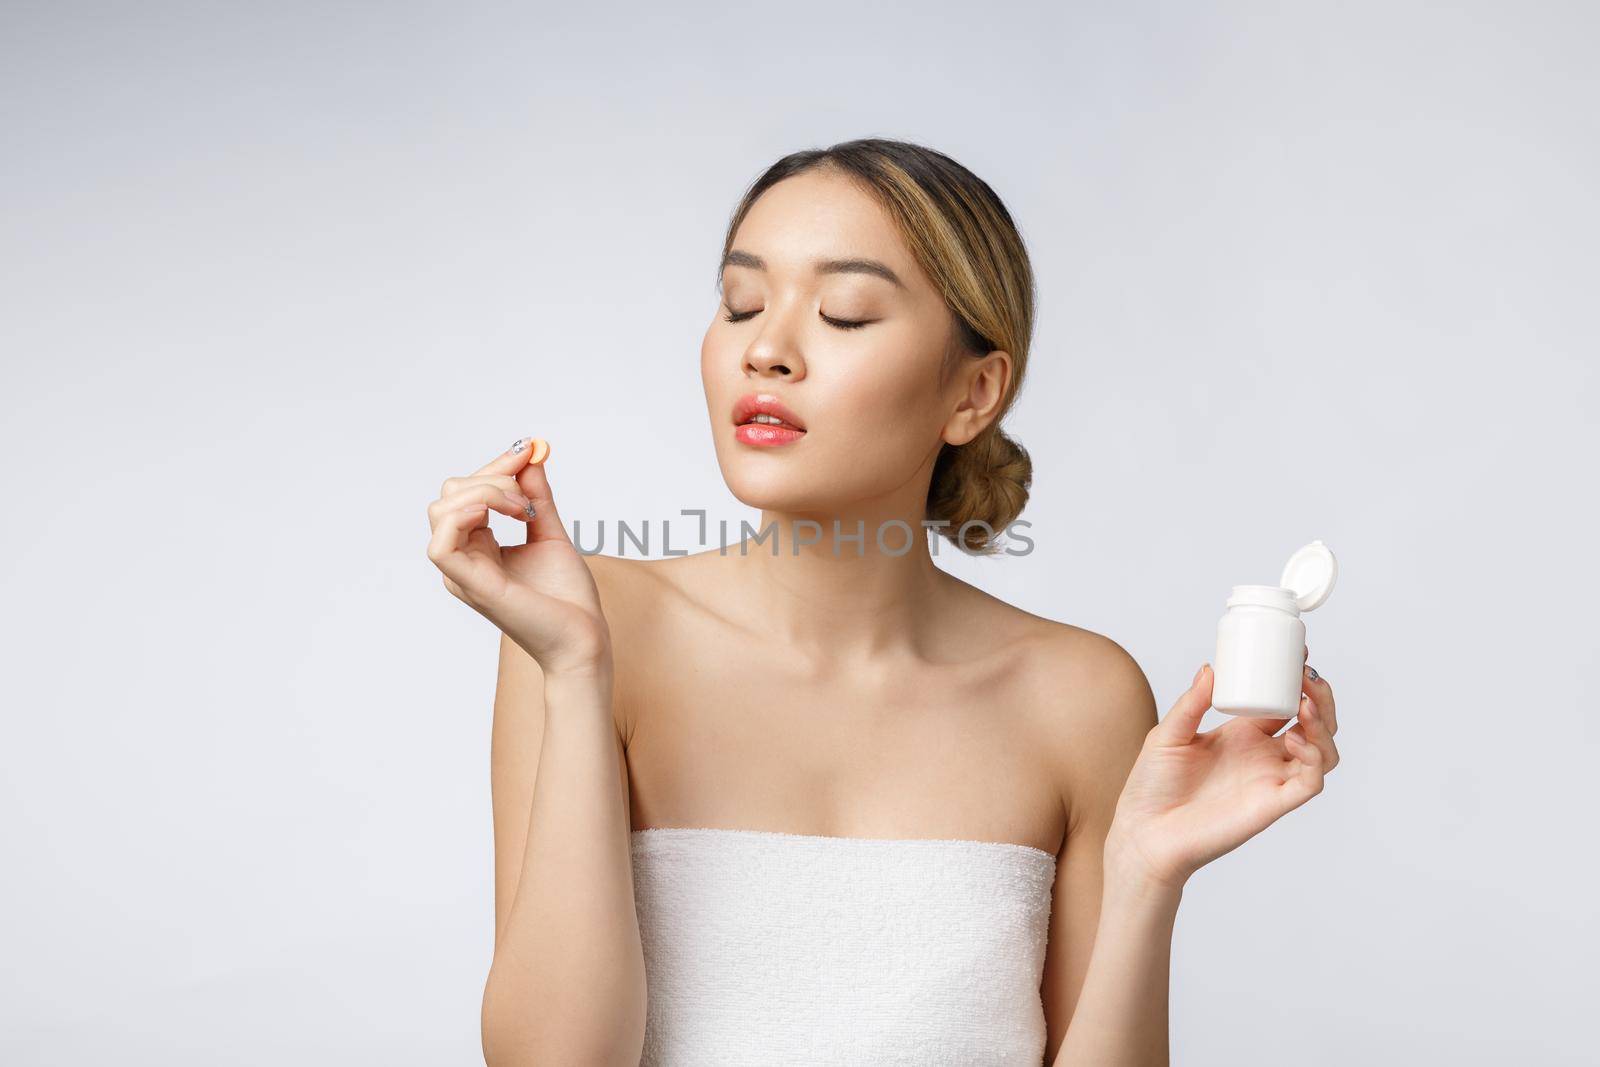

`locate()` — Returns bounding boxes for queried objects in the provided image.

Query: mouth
[732,392,807,447]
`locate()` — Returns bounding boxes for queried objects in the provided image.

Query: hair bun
[927,426,1032,554]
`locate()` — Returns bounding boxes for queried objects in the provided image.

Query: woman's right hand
[426,436,611,676]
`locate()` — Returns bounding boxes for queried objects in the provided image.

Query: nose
[745,349,800,378]
[742,316,806,380]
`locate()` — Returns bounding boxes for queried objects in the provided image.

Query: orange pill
[526,438,550,465]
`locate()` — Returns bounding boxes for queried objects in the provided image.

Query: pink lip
[734,423,805,447]
[731,392,807,447]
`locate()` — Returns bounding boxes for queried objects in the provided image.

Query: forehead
[728,168,917,282]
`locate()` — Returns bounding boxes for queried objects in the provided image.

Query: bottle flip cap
[1279,539,1338,612]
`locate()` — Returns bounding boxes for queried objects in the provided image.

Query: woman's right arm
[482,637,645,1066]
[424,437,646,1066]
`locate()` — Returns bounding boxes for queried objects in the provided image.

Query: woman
[426,138,1340,1066]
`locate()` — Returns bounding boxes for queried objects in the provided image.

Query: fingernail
[508,491,532,509]
[1305,664,1320,682]
[1193,663,1207,685]
[509,438,528,454]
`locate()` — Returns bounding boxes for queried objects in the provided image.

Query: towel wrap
[630,826,1058,1065]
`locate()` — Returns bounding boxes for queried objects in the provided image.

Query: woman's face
[701,168,999,520]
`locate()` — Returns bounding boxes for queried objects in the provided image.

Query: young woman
[426,138,1341,1066]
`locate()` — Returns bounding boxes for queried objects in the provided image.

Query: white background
[3,1,1595,1063]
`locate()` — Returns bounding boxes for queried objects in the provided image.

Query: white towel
[630,826,1057,1066]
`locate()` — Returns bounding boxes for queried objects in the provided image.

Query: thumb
[512,439,569,545]
[1151,663,1213,747]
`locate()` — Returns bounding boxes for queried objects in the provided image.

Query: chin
[720,463,824,514]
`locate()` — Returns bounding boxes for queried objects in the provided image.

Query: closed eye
[723,307,873,331]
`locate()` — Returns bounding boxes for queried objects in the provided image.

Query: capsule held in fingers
[508,436,550,463]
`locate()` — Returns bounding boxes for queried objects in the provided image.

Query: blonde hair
[718,137,1035,554]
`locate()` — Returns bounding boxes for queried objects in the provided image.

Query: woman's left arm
[1047,645,1339,1066]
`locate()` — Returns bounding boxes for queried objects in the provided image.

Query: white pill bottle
[1211,540,1338,717]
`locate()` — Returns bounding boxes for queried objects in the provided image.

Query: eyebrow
[721,249,905,289]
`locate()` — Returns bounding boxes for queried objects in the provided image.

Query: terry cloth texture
[630,826,1058,1066]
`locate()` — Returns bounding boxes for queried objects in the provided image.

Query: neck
[730,496,949,663]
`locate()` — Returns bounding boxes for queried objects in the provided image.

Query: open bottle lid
[1279,540,1338,612]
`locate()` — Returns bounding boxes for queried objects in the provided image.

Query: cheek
[699,327,721,386]
[830,330,941,419]
[700,329,737,414]
[812,351,945,470]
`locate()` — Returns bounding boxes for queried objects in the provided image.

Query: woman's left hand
[1104,645,1339,893]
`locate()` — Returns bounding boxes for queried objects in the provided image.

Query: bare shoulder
[957,586,1159,830]
[940,575,1154,721]
[578,549,703,627]
[1016,619,1158,740]
[575,550,717,737]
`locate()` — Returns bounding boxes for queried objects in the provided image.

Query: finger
[1280,722,1306,753]
[427,482,535,532]
[1303,663,1337,735]
[470,434,550,480]
[510,440,570,546]
[438,472,532,503]
[1279,725,1327,804]
[1151,663,1214,747]
[1296,693,1340,772]
[426,500,506,596]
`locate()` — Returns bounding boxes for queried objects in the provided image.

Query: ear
[942,350,1012,446]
